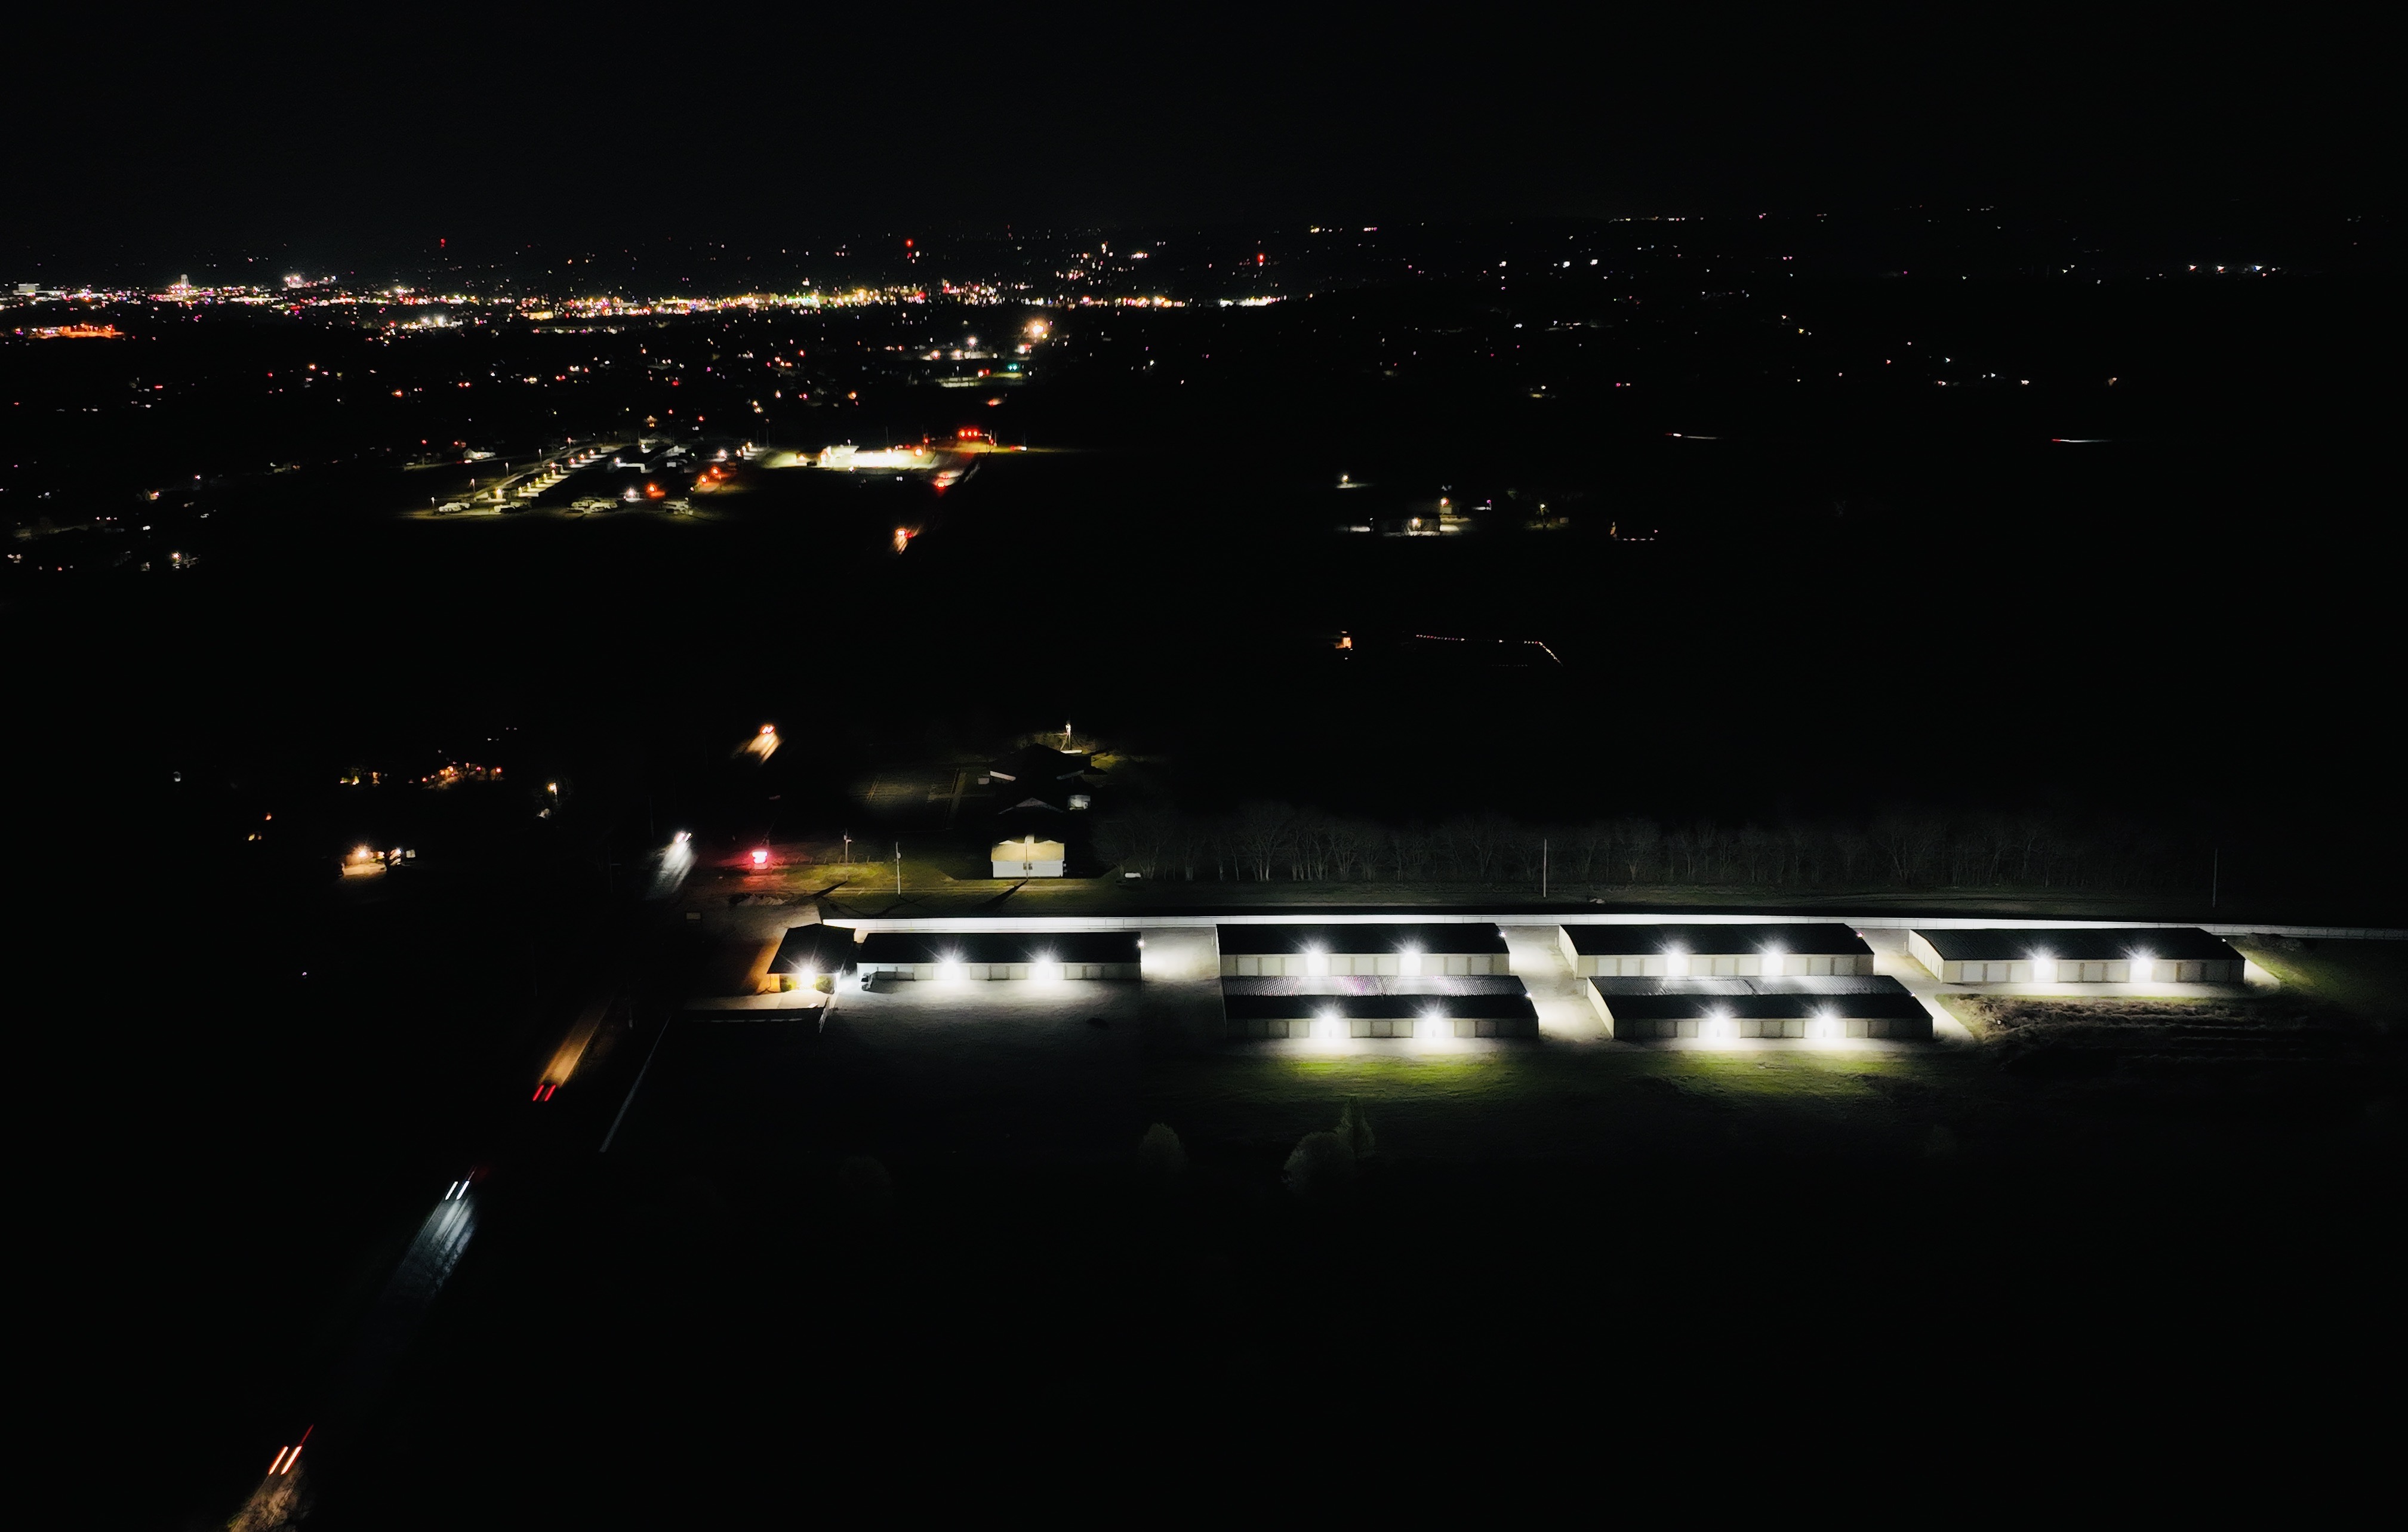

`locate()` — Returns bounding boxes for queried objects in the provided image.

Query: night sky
[9,2,2387,269]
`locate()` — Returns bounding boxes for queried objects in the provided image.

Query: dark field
[13,254,2401,1524]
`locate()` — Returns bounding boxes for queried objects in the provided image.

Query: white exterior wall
[990,858,1066,877]
[1606,1013,1926,1041]
[1569,951,1872,978]
[1217,951,1510,978]
[861,960,1138,981]
[1929,955,2243,985]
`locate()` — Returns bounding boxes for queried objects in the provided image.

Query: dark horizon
[9,2,2392,268]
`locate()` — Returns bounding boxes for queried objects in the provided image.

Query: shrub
[1283,1131,1355,1200]
[1135,1121,1187,1179]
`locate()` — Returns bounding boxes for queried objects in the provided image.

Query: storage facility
[1224,991,1539,1040]
[1216,923,1511,978]
[1907,927,2244,984]
[855,930,1141,981]
[990,836,1066,877]
[1555,923,1874,978]
[1584,976,1930,1041]
[769,924,860,983]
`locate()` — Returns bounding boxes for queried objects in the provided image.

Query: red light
[531,1085,544,1101]
[751,848,769,866]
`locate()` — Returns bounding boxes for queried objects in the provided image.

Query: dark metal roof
[1220,976,1528,997]
[1561,923,1870,957]
[1912,927,2237,963]
[1223,993,1539,1022]
[1596,992,1929,1022]
[1589,976,1908,997]
[1215,922,1508,956]
[856,931,1141,965]
[771,924,860,975]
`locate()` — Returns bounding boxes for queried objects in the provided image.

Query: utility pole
[1064,720,1073,752]
[894,842,903,897]
[843,830,852,865]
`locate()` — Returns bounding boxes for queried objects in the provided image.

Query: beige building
[1555,923,1876,978]
[990,836,1066,877]
[1215,923,1511,978]
[1907,927,2244,984]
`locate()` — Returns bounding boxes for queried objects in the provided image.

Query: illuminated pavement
[1502,924,1608,1042]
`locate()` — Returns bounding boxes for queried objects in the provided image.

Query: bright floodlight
[937,957,962,983]
[1304,946,1329,977]
[1762,947,1784,978]
[1421,1007,1448,1041]
[673,830,691,844]
[1399,947,1422,977]
[1031,953,1061,983]
[750,848,769,867]
[2130,952,2153,984]
[2030,950,2056,983]
[1814,1009,1840,1041]
[1318,1007,1344,1043]
[1664,945,1690,978]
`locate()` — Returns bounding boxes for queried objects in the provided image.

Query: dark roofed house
[1907,927,2243,984]
[1555,923,1874,978]
[855,929,1141,980]
[1217,922,1511,977]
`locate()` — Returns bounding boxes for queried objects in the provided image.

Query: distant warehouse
[1907,927,2243,984]
[1556,923,1874,978]
[856,930,1141,981]
[1217,923,1511,978]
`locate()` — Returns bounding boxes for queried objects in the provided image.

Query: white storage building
[1582,975,1929,1040]
[1907,927,2244,984]
[1555,923,1875,978]
[1215,923,1511,978]
[990,836,1066,877]
[855,930,1140,981]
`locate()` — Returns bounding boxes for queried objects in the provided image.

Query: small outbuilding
[990,836,1067,877]
[1216,923,1511,978]
[1556,923,1875,978]
[1907,927,2244,984]
[1585,975,1930,1040]
[855,930,1141,981]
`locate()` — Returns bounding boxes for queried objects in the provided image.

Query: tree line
[1089,803,2201,893]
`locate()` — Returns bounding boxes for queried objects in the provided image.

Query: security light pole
[895,843,903,897]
